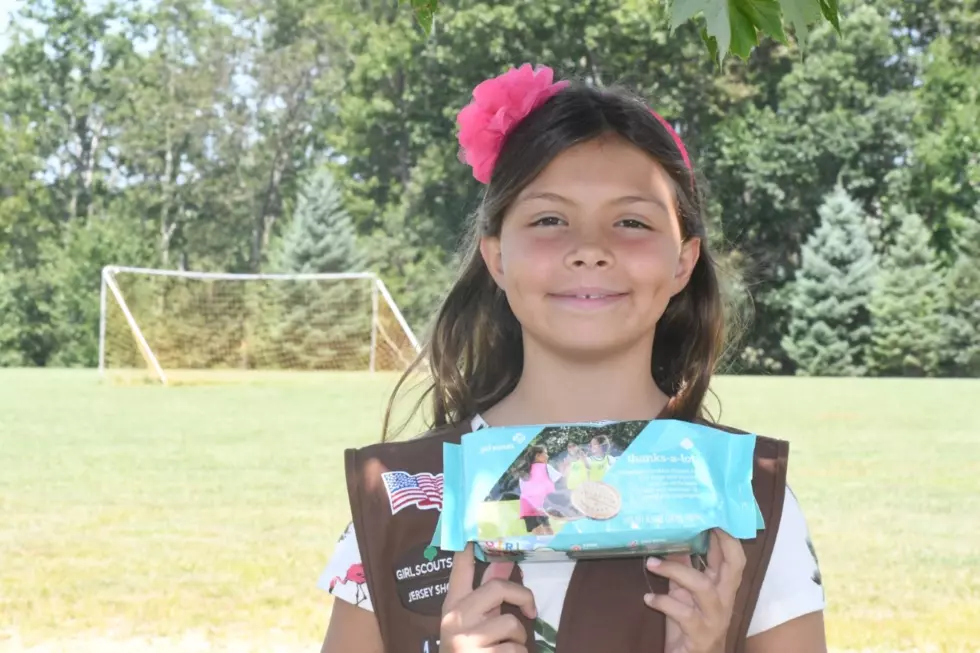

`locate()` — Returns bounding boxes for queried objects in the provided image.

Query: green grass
[1,370,978,652]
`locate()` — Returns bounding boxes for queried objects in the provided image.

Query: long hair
[519,445,549,481]
[383,82,726,440]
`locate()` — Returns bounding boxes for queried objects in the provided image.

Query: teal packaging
[433,419,763,563]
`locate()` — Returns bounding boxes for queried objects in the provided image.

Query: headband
[456,63,692,184]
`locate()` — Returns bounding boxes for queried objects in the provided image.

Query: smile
[547,290,629,309]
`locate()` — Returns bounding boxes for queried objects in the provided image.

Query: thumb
[443,543,476,612]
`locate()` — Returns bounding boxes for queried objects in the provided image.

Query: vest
[344,421,789,653]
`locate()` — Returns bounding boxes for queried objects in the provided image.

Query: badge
[393,543,454,616]
[382,471,443,515]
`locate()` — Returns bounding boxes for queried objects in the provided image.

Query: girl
[560,442,589,491]
[319,64,826,653]
[586,434,615,482]
[517,445,562,535]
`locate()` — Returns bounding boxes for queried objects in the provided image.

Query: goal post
[98,266,420,385]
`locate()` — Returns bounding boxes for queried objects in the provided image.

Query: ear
[670,236,701,297]
[479,235,505,288]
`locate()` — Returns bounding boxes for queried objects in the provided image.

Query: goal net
[99,266,420,384]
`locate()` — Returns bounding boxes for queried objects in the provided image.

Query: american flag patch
[381,471,444,515]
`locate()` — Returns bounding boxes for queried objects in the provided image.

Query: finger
[644,591,698,629]
[487,645,528,653]
[458,577,537,620]
[482,561,516,586]
[647,556,721,614]
[480,561,516,617]
[444,543,476,613]
[465,613,528,647]
[706,529,724,579]
[714,529,747,598]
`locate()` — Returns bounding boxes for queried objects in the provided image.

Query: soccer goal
[98,266,420,385]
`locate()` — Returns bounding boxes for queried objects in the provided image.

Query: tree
[265,168,371,369]
[940,213,980,376]
[407,0,844,64]
[782,185,876,375]
[704,3,916,372]
[868,209,945,376]
[275,168,364,274]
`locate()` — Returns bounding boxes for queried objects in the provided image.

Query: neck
[485,339,670,426]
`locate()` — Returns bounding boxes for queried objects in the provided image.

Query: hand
[440,544,537,653]
[644,529,746,653]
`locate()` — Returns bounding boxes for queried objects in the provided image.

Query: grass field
[1,369,978,652]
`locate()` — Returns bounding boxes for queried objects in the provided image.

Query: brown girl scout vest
[344,421,789,653]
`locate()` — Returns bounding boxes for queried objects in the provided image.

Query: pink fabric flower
[456,63,569,184]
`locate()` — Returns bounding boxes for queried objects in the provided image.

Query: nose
[564,234,613,269]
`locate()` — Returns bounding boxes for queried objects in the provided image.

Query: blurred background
[1,0,978,651]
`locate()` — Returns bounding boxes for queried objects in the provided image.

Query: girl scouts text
[396,557,453,581]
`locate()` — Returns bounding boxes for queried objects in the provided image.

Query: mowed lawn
[1,369,978,652]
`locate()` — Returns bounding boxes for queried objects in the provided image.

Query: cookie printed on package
[433,419,765,562]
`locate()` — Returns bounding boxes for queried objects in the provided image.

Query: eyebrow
[518,191,671,215]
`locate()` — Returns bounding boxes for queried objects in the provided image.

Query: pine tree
[782,185,877,376]
[868,209,945,376]
[265,168,372,370]
[277,168,364,274]
[940,214,980,376]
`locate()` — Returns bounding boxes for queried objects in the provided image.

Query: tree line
[0,0,977,377]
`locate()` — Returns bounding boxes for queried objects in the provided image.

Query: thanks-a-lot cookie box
[433,419,764,563]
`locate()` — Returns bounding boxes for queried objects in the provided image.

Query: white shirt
[319,416,825,642]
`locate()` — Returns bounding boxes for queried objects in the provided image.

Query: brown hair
[383,82,726,440]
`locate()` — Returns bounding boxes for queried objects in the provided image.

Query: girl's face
[535,450,548,463]
[590,438,603,455]
[481,135,700,360]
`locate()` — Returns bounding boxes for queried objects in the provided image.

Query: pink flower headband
[456,63,692,185]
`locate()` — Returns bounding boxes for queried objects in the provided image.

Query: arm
[320,600,385,653]
[745,611,827,653]
[743,489,827,652]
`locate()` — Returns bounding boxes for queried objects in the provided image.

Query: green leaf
[402,0,438,34]
[669,0,730,63]
[733,0,788,45]
[818,0,841,33]
[779,0,824,45]
[728,3,758,58]
[668,0,708,32]
[699,26,722,66]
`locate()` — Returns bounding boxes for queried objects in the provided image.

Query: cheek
[499,234,560,286]
[619,239,679,286]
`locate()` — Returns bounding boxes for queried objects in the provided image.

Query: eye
[617,217,652,230]
[530,215,566,227]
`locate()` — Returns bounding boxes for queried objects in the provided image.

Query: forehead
[519,134,675,204]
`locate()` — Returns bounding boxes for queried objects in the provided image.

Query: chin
[529,328,654,363]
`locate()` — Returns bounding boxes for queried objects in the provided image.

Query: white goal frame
[98,265,420,384]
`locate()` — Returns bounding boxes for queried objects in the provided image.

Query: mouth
[547,289,629,308]
[550,288,628,299]
[554,293,623,299]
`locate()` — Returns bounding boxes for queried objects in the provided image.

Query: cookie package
[432,419,765,563]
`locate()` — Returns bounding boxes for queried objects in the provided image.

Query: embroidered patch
[382,471,443,515]
[394,543,454,616]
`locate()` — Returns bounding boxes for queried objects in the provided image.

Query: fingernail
[643,593,654,606]
[646,557,661,569]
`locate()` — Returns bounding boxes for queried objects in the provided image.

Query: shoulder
[345,421,471,485]
[748,488,825,636]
